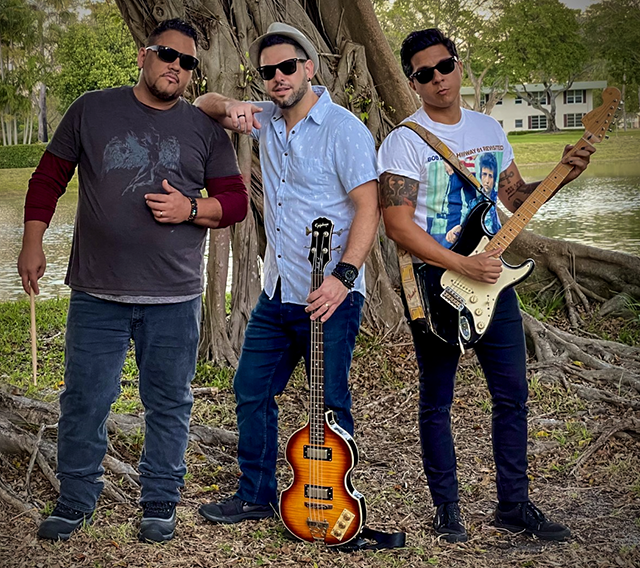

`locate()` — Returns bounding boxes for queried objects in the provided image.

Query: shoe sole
[435,531,468,543]
[138,529,175,543]
[37,516,93,541]
[198,507,274,525]
[494,522,571,541]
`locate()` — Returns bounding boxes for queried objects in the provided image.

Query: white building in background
[460,81,608,133]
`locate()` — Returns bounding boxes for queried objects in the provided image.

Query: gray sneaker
[138,501,177,543]
[199,495,274,524]
[37,502,93,540]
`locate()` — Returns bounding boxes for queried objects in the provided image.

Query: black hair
[478,152,498,176]
[146,19,198,48]
[400,29,458,78]
[259,35,307,61]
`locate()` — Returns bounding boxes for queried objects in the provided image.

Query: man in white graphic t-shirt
[377,28,593,543]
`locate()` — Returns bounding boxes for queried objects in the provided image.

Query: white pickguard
[440,236,533,335]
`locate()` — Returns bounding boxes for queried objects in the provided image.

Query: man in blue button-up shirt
[195,23,379,524]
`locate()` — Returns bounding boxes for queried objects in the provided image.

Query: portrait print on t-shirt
[426,151,502,248]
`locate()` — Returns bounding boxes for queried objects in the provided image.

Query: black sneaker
[433,502,468,543]
[494,501,571,541]
[138,501,177,543]
[198,495,274,524]
[37,502,93,540]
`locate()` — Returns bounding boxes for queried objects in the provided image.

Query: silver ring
[159,211,164,218]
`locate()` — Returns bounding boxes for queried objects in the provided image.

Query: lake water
[1,160,639,302]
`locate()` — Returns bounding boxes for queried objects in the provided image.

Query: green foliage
[500,0,588,85]
[0,143,46,168]
[584,0,640,117]
[51,1,138,113]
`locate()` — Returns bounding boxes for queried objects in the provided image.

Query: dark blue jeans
[57,291,201,513]
[410,286,529,506]
[234,285,364,506]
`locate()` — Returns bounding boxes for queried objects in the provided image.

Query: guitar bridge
[441,287,465,311]
[307,519,329,540]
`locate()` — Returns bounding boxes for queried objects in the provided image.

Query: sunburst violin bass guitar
[418,87,621,348]
[279,217,366,546]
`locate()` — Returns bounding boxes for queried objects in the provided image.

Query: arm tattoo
[379,173,419,209]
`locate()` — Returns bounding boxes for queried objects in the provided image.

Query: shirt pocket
[287,156,330,194]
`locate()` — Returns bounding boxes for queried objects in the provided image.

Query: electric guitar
[419,86,622,348]
[279,217,366,546]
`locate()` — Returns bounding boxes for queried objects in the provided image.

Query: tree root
[0,386,238,508]
[571,417,640,476]
[523,312,640,409]
[0,476,41,523]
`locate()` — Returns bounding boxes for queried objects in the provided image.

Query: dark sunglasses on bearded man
[145,45,199,71]
[257,58,308,81]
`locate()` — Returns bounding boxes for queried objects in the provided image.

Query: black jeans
[409,287,529,506]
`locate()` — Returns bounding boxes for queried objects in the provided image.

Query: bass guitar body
[280,411,366,546]
[419,201,534,347]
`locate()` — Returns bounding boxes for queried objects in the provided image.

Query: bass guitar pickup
[305,485,333,500]
[304,445,333,461]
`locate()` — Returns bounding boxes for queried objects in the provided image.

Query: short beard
[271,80,309,109]
[146,78,183,102]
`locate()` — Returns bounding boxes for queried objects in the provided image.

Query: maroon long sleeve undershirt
[24,150,248,228]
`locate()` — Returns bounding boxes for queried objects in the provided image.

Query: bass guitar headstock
[307,217,334,276]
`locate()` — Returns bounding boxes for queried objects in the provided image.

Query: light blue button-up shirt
[252,86,377,305]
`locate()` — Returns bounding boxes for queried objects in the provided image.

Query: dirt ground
[1,336,639,568]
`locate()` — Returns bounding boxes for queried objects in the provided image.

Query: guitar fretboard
[310,267,325,446]
[485,134,595,253]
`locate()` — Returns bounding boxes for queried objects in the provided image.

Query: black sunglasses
[146,45,199,71]
[257,58,307,81]
[410,56,457,84]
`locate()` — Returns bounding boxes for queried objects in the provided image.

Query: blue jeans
[409,286,529,506]
[234,284,364,506]
[57,291,201,513]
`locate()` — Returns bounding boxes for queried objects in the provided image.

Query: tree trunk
[37,83,47,143]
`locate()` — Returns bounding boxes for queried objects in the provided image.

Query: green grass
[508,128,640,165]
[0,167,78,195]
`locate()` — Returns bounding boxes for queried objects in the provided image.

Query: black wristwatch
[332,262,359,290]
[187,197,198,222]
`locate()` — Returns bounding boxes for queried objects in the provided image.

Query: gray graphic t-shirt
[47,86,240,297]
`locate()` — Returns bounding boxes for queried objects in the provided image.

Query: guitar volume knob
[474,308,483,316]
[469,295,478,303]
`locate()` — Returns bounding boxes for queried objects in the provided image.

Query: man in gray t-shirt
[17,19,247,544]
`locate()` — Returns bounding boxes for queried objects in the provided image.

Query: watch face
[344,267,357,282]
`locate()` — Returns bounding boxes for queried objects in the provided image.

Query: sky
[562,0,596,9]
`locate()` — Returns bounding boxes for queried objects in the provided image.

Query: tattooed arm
[499,144,595,213]
[379,172,503,283]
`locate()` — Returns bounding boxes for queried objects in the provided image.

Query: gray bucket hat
[249,22,319,75]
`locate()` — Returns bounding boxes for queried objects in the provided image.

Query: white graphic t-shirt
[378,107,514,248]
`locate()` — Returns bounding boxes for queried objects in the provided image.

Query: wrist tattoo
[379,173,419,209]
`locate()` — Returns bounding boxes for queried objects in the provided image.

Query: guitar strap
[392,121,493,323]
[335,526,406,552]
